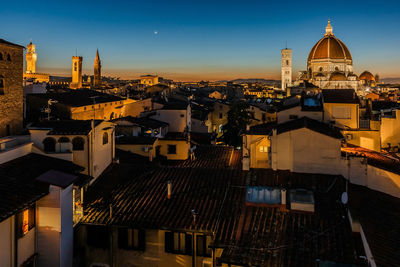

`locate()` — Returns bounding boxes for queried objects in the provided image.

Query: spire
[325,19,333,35]
[95,49,100,61]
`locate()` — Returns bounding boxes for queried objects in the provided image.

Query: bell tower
[281,48,292,92]
[93,49,101,88]
[71,56,83,89]
[25,42,37,74]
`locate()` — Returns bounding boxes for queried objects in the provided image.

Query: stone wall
[0,42,24,137]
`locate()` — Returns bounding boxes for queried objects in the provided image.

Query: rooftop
[349,184,400,267]
[28,120,103,135]
[116,136,157,145]
[276,117,343,139]
[0,153,84,222]
[0,38,25,49]
[341,144,400,175]
[28,89,125,107]
[322,89,360,104]
[112,116,168,129]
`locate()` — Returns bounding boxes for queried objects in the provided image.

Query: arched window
[6,53,11,61]
[335,66,339,71]
[102,132,108,145]
[58,137,70,143]
[0,52,3,60]
[43,137,56,152]
[72,137,85,151]
[319,67,323,72]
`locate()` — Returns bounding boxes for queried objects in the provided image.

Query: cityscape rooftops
[322,89,360,104]
[28,120,103,135]
[0,153,84,222]
[275,117,344,139]
[29,89,125,107]
[0,38,25,48]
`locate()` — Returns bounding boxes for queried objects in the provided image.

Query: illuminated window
[165,231,192,255]
[259,146,268,153]
[17,205,35,238]
[118,228,145,251]
[103,132,109,145]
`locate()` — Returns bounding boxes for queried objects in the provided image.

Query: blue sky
[1,0,400,80]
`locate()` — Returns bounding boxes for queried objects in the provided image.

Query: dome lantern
[325,19,333,36]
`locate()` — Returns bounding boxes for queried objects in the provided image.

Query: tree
[221,101,251,147]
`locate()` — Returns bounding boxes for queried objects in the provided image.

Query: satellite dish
[341,192,348,205]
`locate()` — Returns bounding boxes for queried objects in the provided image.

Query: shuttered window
[165,231,192,255]
[118,228,145,251]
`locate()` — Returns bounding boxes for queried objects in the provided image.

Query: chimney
[191,209,197,224]
[167,180,172,199]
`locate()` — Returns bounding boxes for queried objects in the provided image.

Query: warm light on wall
[22,209,29,235]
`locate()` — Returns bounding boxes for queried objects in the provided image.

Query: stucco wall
[272,128,342,175]
[0,217,14,267]
[158,139,189,160]
[323,103,359,129]
[78,227,212,267]
[380,109,400,148]
[277,106,323,124]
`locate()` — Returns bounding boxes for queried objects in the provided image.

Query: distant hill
[381,78,400,84]
[217,78,280,85]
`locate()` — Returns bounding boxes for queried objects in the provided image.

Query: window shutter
[139,229,145,251]
[16,212,23,238]
[28,205,35,230]
[118,228,127,249]
[165,231,172,252]
[185,234,192,255]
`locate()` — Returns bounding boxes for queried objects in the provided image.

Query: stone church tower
[71,56,82,89]
[93,49,101,88]
[25,41,37,73]
[281,48,292,91]
[0,39,24,137]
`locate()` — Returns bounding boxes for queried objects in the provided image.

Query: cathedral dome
[359,71,375,81]
[308,20,352,62]
[329,71,347,81]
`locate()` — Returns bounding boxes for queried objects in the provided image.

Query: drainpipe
[192,232,195,267]
[14,216,17,267]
